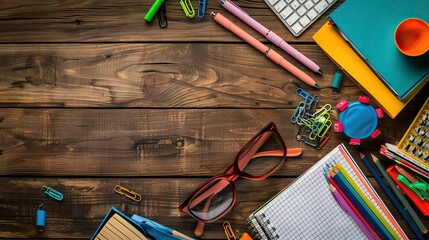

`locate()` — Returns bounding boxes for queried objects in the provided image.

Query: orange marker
[211,12,318,89]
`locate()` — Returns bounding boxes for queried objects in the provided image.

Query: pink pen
[211,11,318,88]
[221,0,322,75]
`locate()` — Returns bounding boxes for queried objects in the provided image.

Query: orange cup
[394,18,429,56]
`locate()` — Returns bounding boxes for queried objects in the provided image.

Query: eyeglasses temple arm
[193,194,214,237]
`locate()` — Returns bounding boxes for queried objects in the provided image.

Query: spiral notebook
[247,144,408,240]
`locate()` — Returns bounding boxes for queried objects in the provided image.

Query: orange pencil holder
[394,18,429,57]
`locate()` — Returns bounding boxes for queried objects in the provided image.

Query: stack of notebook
[313,0,429,119]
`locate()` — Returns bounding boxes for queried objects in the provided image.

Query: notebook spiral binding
[247,213,279,240]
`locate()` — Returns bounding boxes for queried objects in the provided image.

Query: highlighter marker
[144,0,165,23]
[211,12,318,88]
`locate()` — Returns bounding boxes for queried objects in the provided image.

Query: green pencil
[371,154,428,234]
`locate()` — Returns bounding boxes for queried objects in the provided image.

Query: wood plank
[0,43,362,107]
[0,177,423,239]
[0,108,420,177]
[0,1,342,43]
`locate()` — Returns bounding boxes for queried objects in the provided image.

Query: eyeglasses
[179,122,289,223]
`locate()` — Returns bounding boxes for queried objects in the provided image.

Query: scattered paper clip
[114,185,142,202]
[223,221,238,240]
[42,186,63,201]
[197,0,207,18]
[179,0,196,18]
[157,2,168,28]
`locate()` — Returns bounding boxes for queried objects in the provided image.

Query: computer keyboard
[264,0,337,37]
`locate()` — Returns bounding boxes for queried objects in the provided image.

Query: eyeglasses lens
[238,131,285,177]
[189,179,234,222]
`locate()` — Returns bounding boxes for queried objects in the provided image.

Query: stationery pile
[313,0,429,119]
[380,97,429,179]
[91,207,194,240]
[246,144,407,239]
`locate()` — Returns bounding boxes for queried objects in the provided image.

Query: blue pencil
[330,169,392,240]
[360,152,426,240]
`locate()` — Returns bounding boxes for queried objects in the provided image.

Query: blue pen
[360,153,426,240]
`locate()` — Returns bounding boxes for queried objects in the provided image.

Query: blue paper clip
[197,0,207,18]
[179,0,196,18]
[42,186,63,201]
[296,88,314,103]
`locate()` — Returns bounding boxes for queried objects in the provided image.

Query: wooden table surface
[0,0,428,239]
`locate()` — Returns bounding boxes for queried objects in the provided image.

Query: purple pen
[220,0,322,75]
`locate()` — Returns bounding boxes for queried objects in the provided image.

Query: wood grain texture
[0,0,342,43]
[0,177,420,239]
[1,105,427,177]
[0,43,354,108]
[1,0,428,239]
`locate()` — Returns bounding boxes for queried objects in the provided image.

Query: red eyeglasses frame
[179,122,301,224]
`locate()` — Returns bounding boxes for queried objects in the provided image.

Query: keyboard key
[315,0,328,13]
[286,12,299,25]
[275,0,287,12]
[304,0,314,9]
[290,0,300,9]
[299,15,310,27]
[291,23,303,34]
[297,6,307,16]
[307,9,317,20]
[280,6,293,19]
[263,0,337,37]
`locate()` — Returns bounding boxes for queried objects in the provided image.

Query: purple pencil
[329,183,377,240]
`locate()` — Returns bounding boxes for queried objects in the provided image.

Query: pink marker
[211,11,319,88]
[221,0,322,75]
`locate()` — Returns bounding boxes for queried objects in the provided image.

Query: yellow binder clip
[179,0,196,18]
[114,185,142,202]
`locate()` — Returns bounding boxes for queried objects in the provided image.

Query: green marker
[144,0,165,23]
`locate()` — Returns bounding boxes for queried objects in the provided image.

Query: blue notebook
[329,0,429,100]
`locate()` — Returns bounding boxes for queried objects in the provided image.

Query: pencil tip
[370,153,378,161]
[314,84,319,89]
[358,152,365,159]
[317,70,323,75]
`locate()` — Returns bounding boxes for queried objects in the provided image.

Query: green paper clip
[397,175,429,201]
[42,186,63,201]
[179,0,196,18]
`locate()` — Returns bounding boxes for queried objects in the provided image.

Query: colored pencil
[335,164,400,239]
[360,152,426,240]
[330,169,392,240]
[371,153,428,235]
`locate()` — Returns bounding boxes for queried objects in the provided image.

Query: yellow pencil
[335,164,400,239]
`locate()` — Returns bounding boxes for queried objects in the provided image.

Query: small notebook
[328,0,429,100]
[247,144,407,239]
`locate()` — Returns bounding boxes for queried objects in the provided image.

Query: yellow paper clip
[114,185,142,202]
[179,0,196,18]
[223,221,238,240]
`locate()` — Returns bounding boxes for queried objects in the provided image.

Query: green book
[329,0,429,100]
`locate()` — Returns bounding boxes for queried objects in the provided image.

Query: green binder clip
[179,0,196,19]
[42,186,64,201]
[397,174,429,201]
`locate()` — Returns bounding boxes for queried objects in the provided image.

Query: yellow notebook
[313,22,428,119]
